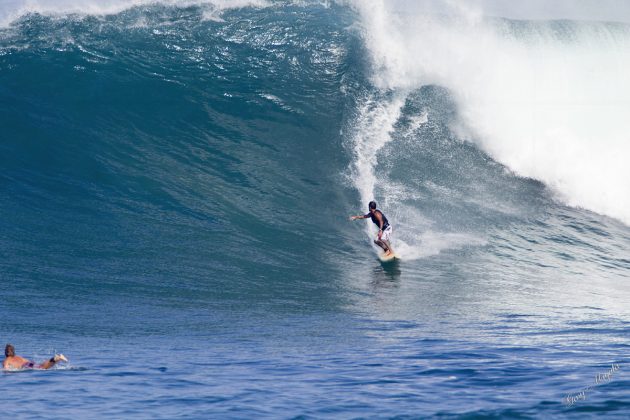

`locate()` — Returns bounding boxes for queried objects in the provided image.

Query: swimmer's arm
[38,357,56,370]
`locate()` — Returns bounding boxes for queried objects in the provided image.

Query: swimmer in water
[2,344,68,370]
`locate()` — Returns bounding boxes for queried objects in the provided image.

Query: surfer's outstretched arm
[350,214,368,220]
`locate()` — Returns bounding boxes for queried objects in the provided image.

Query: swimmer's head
[5,344,15,357]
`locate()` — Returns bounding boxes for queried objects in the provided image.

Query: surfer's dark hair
[369,201,377,210]
[5,344,15,357]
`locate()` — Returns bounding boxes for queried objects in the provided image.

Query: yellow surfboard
[378,251,399,263]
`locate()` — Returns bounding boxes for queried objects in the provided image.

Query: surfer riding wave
[350,201,394,256]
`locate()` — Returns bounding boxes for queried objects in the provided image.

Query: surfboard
[378,251,399,263]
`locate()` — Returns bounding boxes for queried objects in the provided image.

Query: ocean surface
[1,0,629,418]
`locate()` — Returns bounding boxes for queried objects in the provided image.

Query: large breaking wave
[349,0,630,227]
[1,0,629,271]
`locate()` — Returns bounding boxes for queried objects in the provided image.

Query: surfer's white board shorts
[378,225,393,242]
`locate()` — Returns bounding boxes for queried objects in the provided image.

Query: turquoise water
[1,2,629,417]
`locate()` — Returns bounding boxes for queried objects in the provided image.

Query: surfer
[350,201,394,256]
[3,344,68,370]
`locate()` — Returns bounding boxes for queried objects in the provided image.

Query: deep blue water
[1,2,629,418]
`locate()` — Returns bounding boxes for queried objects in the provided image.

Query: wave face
[1,1,630,418]
[1,1,356,310]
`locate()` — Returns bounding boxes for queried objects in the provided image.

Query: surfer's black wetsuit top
[365,210,390,230]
